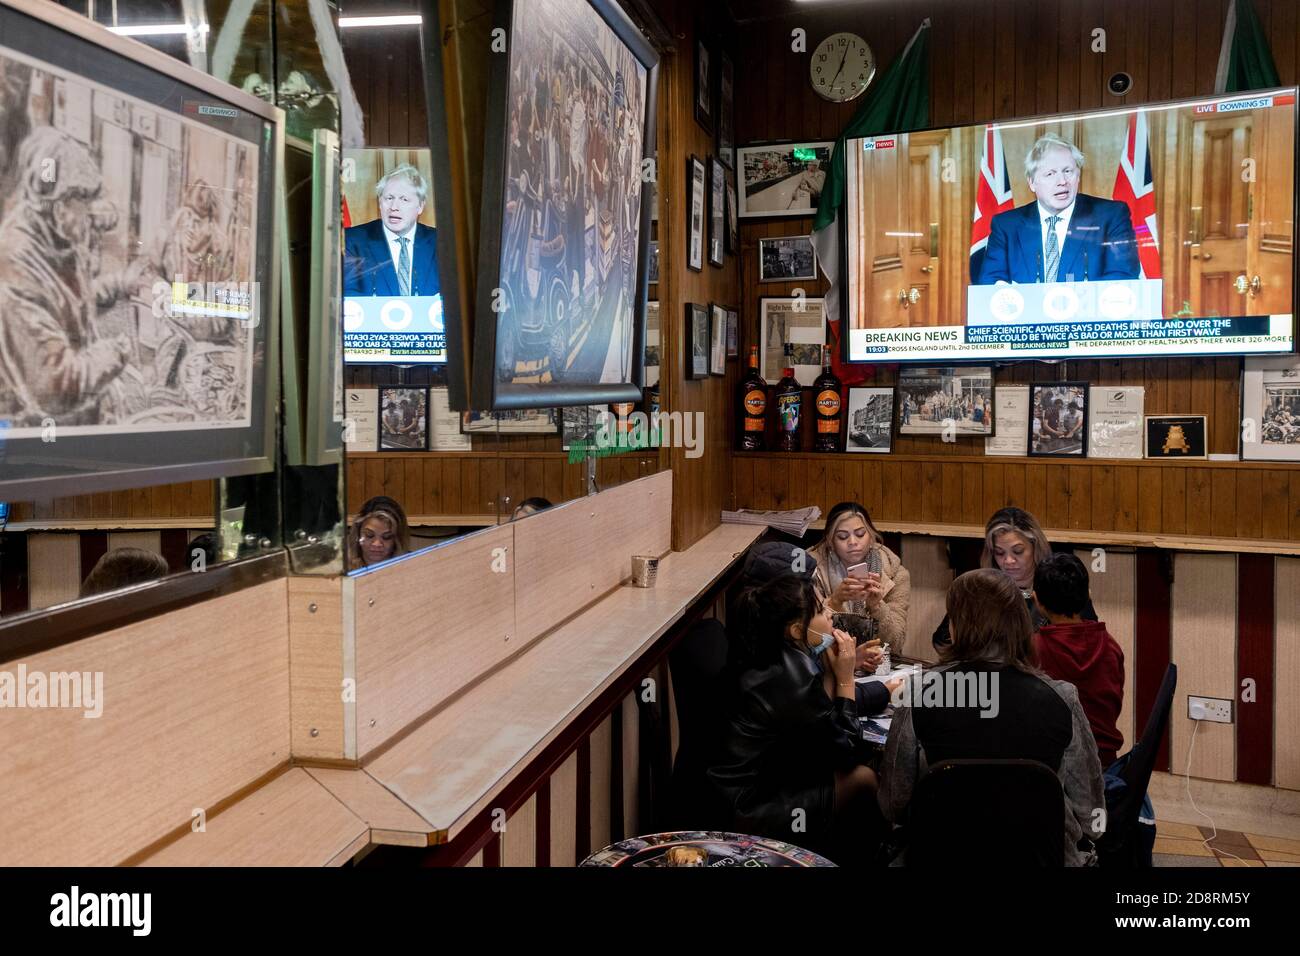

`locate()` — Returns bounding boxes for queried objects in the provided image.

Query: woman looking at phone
[809,501,911,652]
[709,574,880,860]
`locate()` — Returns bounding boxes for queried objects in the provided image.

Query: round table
[580,831,837,867]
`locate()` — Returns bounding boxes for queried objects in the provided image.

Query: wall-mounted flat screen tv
[842,89,1297,363]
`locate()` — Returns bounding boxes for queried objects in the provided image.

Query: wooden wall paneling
[589,716,612,855]
[550,749,579,866]
[350,524,516,758]
[502,794,537,867]
[621,693,640,839]
[1170,553,1236,782]
[0,578,291,865]
[899,535,951,662]
[1236,553,1275,786]
[1077,548,1137,754]
[289,576,350,761]
[26,534,81,610]
[1275,558,1300,790]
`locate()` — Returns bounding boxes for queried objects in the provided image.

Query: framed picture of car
[470,0,660,410]
[845,388,895,453]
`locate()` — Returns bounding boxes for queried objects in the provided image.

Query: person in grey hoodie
[878,568,1106,866]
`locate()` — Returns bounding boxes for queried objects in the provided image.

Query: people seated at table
[932,506,1097,648]
[80,547,170,598]
[511,496,552,521]
[878,569,1107,866]
[1032,553,1125,767]
[739,541,897,716]
[709,574,879,861]
[350,495,412,567]
[809,501,911,652]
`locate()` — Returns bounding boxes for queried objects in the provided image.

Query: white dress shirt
[384,224,416,290]
[1038,200,1075,280]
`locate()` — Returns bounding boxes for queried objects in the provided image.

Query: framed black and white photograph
[708,155,725,267]
[694,35,712,132]
[1145,415,1207,459]
[0,1,283,500]
[737,141,832,218]
[760,235,818,282]
[759,296,826,385]
[648,240,660,284]
[709,303,727,376]
[686,303,710,380]
[898,367,995,437]
[461,407,559,435]
[725,307,739,359]
[687,154,705,272]
[561,404,606,451]
[717,50,735,168]
[1029,382,1088,457]
[471,0,659,410]
[379,387,429,451]
[645,301,660,388]
[846,387,895,453]
[725,168,739,254]
[1242,357,1300,461]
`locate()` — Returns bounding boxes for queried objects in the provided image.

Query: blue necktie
[397,236,411,295]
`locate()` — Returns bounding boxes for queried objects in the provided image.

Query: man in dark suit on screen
[977,133,1140,285]
[344,163,440,297]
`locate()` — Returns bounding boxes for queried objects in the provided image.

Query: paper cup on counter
[631,555,659,588]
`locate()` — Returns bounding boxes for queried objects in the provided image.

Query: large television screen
[341,147,447,365]
[843,90,1297,363]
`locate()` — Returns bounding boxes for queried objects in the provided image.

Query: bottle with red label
[813,345,842,452]
[737,345,767,451]
[774,346,802,452]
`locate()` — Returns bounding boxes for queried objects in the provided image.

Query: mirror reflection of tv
[341,147,447,366]
[842,89,1298,363]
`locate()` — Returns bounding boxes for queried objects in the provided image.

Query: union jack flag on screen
[970,126,1015,282]
[1112,111,1162,278]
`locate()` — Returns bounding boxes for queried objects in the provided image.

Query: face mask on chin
[807,629,835,658]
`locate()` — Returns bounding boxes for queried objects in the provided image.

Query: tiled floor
[1153,821,1300,867]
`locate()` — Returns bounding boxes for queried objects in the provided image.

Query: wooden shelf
[735,451,1297,471]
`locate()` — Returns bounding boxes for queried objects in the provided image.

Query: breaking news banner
[844,89,1297,364]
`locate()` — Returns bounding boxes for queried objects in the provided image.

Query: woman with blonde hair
[349,495,412,568]
[932,506,1096,649]
[808,501,910,652]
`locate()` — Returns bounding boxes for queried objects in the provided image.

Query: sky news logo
[862,137,896,151]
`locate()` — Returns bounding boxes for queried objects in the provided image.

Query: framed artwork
[0,0,282,500]
[460,408,559,435]
[379,387,429,451]
[694,35,712,132]
[717,50,735,168]
[1242,356,1300,461]
[709,303,727,376]
[725,307,739,358]
[725,168,739,254]
[304,129,345,466]
[737,141,833,218]
[645,301,660,388]
[1028,382,1088,457]
[471,0,659,410]
[760,235,818,282]
[686,303,710,380]
[1145,415,1207,459]
[897,367,995,438]
[648,240,660,284]
[562,404,606,451]
[759,296,826,386]
[845,387,895,453]
[687,154,705,272]
[708,155,725,267]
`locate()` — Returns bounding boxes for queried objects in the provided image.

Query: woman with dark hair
[350,496,412,568]
[879,569,1106,866]
[709,574,880,859]
[808,501,910,651]
[932,506,1096,649]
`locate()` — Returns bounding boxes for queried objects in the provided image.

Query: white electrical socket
[1188,695,1233,724]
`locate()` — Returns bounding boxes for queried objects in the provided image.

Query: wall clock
[810,32,875,103]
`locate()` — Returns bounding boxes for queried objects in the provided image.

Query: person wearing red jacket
[1032,552,1125,767]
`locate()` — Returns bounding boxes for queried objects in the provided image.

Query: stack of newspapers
[721,506,822,538]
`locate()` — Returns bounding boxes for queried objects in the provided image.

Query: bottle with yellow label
[812,345,842,452]
[737,345,767,451]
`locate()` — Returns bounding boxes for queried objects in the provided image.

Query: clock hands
[829,44,851,88]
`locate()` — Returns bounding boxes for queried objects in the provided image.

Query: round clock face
[810,33,875,103]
